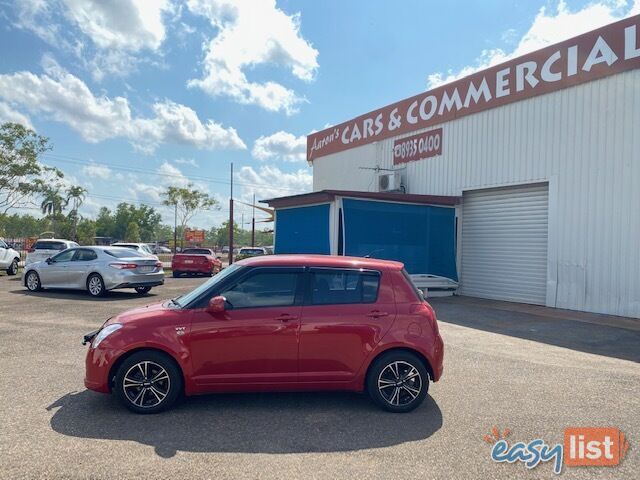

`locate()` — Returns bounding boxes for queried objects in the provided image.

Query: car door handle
[366,310,389,318]
[275,314,298,322]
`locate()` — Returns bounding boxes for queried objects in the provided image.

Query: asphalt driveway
[0,273,638,479]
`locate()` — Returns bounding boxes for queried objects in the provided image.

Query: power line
[41,152,306,193]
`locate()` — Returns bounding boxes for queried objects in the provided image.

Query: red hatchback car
[84,255,444,413]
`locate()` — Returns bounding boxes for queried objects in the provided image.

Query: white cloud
[0,57,246,153]
[0,102,33,129]
[186,0,319,114]
[427,0,640,88]
[252,130,306,162]
[174,158,199,167]
[10,0,174,80]
[63,0,172,51]
[81,163,112,179]
[236,165,312,204]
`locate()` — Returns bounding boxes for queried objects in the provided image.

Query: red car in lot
[84,255,444,413]
[171,248,222,277]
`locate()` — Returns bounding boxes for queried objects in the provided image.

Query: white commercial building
[303,15,640,318]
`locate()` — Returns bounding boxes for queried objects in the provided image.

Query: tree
[125,221,141,242]
[66,185,87,241]
[0,122,62,214]
[162,184,218,248]
[40,187,67,235]
[76,218,96,245]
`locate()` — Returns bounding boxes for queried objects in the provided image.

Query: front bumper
[84,343,123,393]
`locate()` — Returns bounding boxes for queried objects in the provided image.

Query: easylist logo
[564,427,629,467]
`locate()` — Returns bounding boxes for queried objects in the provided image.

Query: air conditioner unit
[378,171,402,192]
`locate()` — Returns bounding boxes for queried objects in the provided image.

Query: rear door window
[73,249,98,261]
[310,269,381,305]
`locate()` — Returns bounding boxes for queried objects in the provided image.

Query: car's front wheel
[25,271,41,291]
[367,351,429,413]
[87,273,106,297]
[135,286,152,295]
[114,351,182,414]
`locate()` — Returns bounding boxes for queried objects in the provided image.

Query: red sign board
[185,229,205,243]
[393,128,442,165]
[307,14,640,161]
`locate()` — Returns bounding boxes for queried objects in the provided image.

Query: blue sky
[1,0,638,229]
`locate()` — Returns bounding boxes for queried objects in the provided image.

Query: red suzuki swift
[84,255,444,413]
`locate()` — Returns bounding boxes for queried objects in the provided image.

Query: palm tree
[40,188,67,236]
[66,186,86,241]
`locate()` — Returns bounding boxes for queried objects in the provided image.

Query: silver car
[22,246,164,297]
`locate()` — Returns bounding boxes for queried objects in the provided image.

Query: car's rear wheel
[114,351,182,414]
[367,351,429,413]
[25,271,41,291]
[7,258,18,275]
[87,273,106,297]
[135,286,152,295]
[172,271,180,278]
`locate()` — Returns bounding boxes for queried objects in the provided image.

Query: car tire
[172,271,180,278]
[7,258,19,276]
[135,286,152,295]
[86,273,106,297]
[366,351,429,413]
[114,350,182,414]
[25,270,41,291]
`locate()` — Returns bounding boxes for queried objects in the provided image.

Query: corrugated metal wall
[313,69,640,318]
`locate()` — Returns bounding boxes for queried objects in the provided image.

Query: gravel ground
[0,272,638,479]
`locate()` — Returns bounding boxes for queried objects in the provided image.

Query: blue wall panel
[275,204,331,254]
[342,199,457,280]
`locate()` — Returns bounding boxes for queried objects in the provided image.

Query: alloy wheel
[26,272,39,291]
[377,360,423,407]
[122,361,171,409]
[88,276,103,296]
[9,260,18,275]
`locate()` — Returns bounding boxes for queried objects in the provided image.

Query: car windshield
[104,249,139,259]
[174,264,242,307]
[183,249,210,255]
[240,248,264,255]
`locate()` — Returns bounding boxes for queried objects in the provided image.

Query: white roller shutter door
[460,183,549,305]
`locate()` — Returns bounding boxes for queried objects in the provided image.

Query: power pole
[228,162,234,265]
[251,192,256,247]
[173,202,177,254]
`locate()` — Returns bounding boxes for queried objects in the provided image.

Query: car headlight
[91,323,123,349]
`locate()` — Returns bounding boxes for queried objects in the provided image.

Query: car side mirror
[206,296,226,315]
[46,257,53,264]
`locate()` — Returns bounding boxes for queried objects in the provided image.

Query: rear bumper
[172,264,212,273]
[431,333,444,382]
[111,279,164,289]
[104,270,165,290]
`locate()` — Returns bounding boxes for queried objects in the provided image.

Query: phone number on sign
[393,128,442,164]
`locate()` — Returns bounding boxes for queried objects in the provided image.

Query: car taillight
[109,263,138,269]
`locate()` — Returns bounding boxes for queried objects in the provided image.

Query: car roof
[35,238,75,243]
[235,254,403,270]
